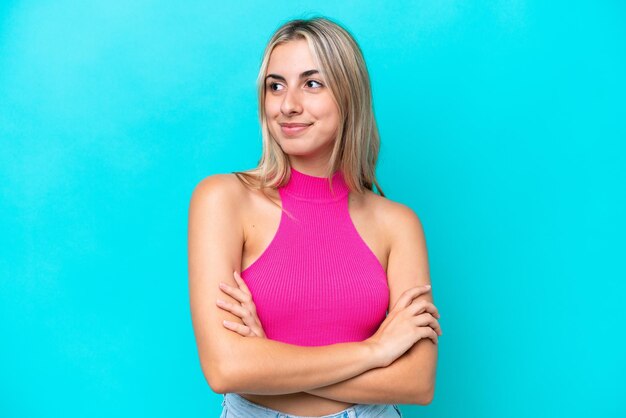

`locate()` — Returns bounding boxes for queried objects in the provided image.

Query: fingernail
[424,285,431,289]
[219,282,227,289]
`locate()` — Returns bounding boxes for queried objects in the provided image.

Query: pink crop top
[240,166,389,346]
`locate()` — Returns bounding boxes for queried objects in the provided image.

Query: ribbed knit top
[240,166,389,347]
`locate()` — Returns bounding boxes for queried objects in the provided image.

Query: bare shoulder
[188,173,251,238]
[191,173,247,203]
[191,172,277,205]
[360,189,424,245]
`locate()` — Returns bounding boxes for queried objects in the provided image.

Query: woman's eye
[306,80,323,88]
[267,82,283,91]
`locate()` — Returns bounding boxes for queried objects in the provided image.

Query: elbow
[419,385,435,405]
[410,382,435,405]
[201,358,231,394]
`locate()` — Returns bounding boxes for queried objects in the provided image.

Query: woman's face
[264,39,340,164]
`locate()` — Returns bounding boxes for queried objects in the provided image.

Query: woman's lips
[280,123,312,137]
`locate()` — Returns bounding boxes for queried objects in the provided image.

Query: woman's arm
[305,341,436,405]
[188,175,383,395]
[304,203,439,405]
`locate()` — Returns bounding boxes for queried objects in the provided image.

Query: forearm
[216,333,380,395]
[304,339,438,405]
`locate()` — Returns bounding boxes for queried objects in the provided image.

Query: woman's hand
[216,270,267,338]
[366,285,442,367]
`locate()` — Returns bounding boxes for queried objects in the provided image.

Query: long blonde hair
[233,16,385,201]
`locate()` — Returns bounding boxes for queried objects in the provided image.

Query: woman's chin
[273,134,335,156]
[279,146,313,156]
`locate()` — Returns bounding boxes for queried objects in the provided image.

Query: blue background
[1,1,624,417]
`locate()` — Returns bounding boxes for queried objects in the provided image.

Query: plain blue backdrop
[1,1,624,417]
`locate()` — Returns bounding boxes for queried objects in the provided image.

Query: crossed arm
[188,176,439,405]
[303,337,437,405]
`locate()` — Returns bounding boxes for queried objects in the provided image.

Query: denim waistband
[222,393,401,418]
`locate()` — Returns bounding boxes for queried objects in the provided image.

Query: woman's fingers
[217,277,267,338]
[393,285,432,311]
[216,298,251,320]
[232,271,258,314]
[413,312,443,336]
[223,320,254,337]
[219,281,249,304]
[407,299,440,320]
[233,270,252,296]
[249,322,266,338]
[217,301,265,338]
[420,326,439,345]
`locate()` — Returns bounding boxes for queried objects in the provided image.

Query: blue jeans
[220,393,402,417]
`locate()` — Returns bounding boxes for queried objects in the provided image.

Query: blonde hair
[233,16,385,202]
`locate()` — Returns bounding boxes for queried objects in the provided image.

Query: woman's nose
[280,89,303,115]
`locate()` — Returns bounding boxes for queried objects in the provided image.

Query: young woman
[188,17,442,418]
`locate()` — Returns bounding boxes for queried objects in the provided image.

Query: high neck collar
[281,166,350,202]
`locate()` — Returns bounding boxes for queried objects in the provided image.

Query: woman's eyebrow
[265,69,320,82]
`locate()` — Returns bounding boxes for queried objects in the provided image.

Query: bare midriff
[239,393,355,416]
